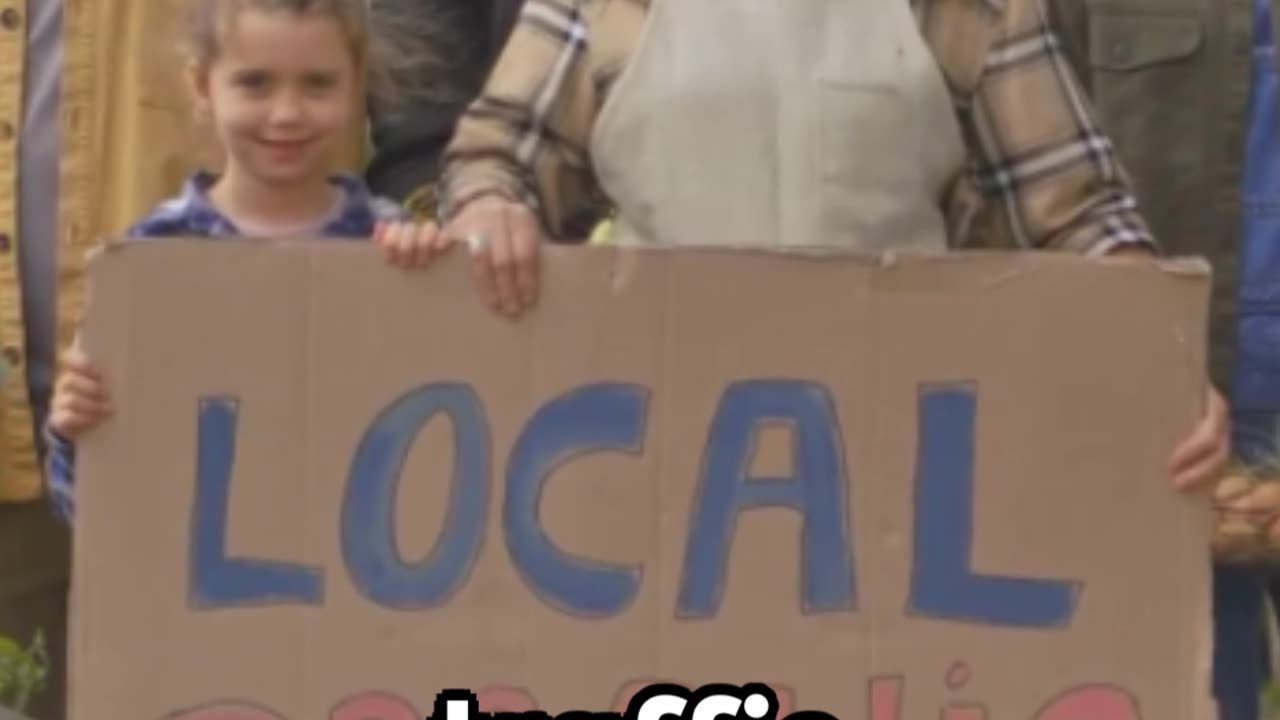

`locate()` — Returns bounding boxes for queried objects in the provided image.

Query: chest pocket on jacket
[1086,12,1207,251]
[1089,12,1202,71]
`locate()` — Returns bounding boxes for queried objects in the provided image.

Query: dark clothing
[1048,0,1280,397]
[366,0,525,206]
[0,499,68,720]
[1048,3,1280,718]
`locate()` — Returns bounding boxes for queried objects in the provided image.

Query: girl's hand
[374,220,451,269]
[49,345,112,440]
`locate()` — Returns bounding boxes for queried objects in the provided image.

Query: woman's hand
[1169,385,1230,492]
[443,194,544,318]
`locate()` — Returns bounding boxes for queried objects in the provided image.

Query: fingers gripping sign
[446,195,544,318]
[49,342,113,439]
[374,220,450,269]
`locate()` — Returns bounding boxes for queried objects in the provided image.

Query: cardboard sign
[70,242,1216,720]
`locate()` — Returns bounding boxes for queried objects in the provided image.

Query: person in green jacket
[1048,3,1280,719]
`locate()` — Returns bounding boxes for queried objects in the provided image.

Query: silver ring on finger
[465,231,490,255]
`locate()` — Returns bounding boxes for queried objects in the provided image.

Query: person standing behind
[1,1,213,717]
[0,2,71,717]
[365,0,524,214]
[426,0,1228,486]
[1047,3,1279,719]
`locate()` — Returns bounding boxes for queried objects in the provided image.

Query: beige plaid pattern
[438,0,1154,255]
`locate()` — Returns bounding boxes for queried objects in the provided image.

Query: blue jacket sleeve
[44,427,77,525]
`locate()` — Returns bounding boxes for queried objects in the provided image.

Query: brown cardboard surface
[70,242,1215,720]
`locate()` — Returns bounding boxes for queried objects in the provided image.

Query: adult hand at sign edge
[1170,386,1230,494]
[444,192,545,319]
[1097,242,1230,493]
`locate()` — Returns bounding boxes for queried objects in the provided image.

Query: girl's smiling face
[190,7,358,189]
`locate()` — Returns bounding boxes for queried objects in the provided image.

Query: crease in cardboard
[1192,553,1219,720]
[300,242,316,717]
[654,251,673,684]
[607,245,639,295]
[863,268,885,687]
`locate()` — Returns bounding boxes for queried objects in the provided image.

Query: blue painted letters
[677,381,856,618]
[505,383,649,617]
[188,379,1081,630]
[341,384,490,609]
[190,397,324,607]
[907,384,1080,627]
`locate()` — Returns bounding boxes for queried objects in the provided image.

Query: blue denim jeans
[1214,563,1268,720]
[1214,409,1280,720]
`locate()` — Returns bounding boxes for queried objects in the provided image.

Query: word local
[189,380,1080,627]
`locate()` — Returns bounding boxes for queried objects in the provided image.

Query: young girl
[44,0,446,522]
